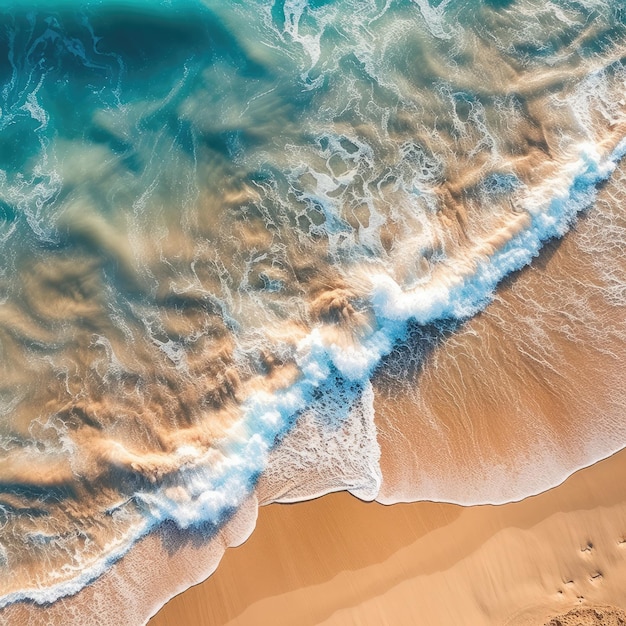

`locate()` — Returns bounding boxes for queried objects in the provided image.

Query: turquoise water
[1,0,626,620]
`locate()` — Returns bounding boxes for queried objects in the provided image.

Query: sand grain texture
[545,605,626,626]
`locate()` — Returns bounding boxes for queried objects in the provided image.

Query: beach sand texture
[149,449,626,626]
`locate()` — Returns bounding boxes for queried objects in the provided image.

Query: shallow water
[0,0,625,619]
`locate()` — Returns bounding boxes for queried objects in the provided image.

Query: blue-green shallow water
[1,0,626,622]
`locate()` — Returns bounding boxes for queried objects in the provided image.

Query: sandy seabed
[148,447,626,626]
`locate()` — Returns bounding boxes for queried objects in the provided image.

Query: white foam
[410,0,456,40]
[371,141,626,326]
[5,137,625,609]
[282,0,325,72]
[259,380,381,503]
[133,138,626,531]
[0,518,149,608]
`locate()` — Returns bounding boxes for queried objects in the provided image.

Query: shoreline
[148,447,626,626]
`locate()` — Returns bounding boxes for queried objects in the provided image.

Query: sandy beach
[149,448,626,626]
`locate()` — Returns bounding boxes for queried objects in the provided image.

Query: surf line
[4,139,626,610]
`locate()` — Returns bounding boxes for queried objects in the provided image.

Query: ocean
[1,0,626,623]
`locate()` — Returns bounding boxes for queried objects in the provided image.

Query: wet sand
[148,447,626,626]
[146,157,626,626]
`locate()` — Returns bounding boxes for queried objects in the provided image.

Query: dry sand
[149,447,626,626]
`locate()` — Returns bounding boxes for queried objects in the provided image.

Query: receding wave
[1,0,626,622]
